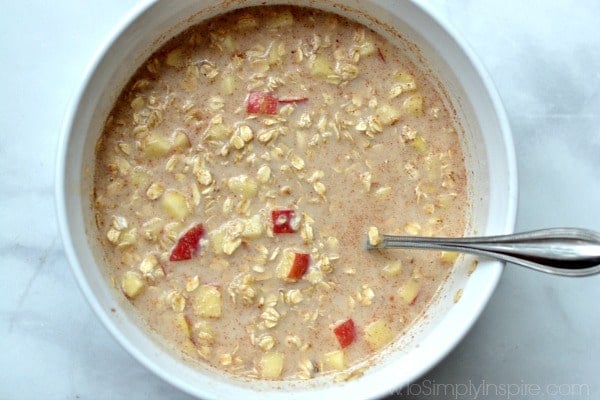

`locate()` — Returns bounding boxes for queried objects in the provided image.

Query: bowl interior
[57,0,516,398]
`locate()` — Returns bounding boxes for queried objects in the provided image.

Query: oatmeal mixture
[93,6,467,381]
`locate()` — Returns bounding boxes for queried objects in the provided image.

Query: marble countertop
[1,1,599,399]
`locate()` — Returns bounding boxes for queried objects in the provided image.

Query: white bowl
[56,1,517,398]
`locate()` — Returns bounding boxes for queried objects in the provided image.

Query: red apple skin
[333,319,356,348]
[288,253,310,279]
[170,223,204,261]
[272,209,295,233]
[247,91,278,114]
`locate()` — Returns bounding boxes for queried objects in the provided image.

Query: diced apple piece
[439,251,459,264]
[169,223,204,261]
[227,175,258,198]
[364,319,393,350]
[288,253,310,280]
[376,104,401,126]
[424,154,442,182]
[194,285,222,318]
[139,254,158,274]
[398,278,421,305]
[410,134,426,153]
[130,96,145,111]
[394,71,417,91]
[162,189,189,221]
[166,48,185,68]
[113,156,131,176]
[402,94,424,117]
[323,350,346,371]
[276,250,310,281]
[266,10,294,29]
[221,74,236,95]
[210,229,225,255]
[174,313,192,338]
[247,92,278,115]
[382,260,403,277]
[276,250,294,280]
[143,133,172,157]
[272,209,296,233]
[333,319,356,348]
[121,271,145,299]
[259,351,284,379]
[358,42,376,58]
[242,215,264,239]
[173,131,191,150]
[175,314,197,354]
[220,35,237,52]
[309,55,333,78]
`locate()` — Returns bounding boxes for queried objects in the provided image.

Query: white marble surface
[1,1,599,399]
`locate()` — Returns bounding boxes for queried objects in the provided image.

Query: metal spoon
[366,228,600,277]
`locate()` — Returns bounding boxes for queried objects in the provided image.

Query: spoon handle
[368,228,600,277]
